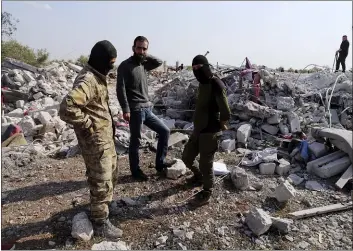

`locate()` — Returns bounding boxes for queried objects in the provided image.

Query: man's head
[192,55,213,83]
[132,36,149,62]
[343,35,348,41]
[88,40,117,76]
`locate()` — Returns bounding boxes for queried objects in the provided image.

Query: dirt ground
[1,148,352,250]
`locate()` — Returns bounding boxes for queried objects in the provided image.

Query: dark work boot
[156,159,177,171]
[186,174,203,187]
[189,189,212,207]
[93,218,123,240]
[132,169,149,182]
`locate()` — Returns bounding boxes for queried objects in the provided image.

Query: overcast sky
[2,1,352,69]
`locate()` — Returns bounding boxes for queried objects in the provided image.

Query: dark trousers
[336,55,347,72]
[181,132,219,191]
[129,107,170,175]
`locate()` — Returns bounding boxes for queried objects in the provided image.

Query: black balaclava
[88,40,117,76]
[192,55,213,83]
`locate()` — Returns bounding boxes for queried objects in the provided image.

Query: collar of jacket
[85,64,108,84]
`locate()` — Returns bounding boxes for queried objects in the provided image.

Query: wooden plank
[335,165,353,189]
[287,202,353,219]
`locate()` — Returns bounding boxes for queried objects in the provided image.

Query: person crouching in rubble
[181,55,231,206]
[59,40,123,240]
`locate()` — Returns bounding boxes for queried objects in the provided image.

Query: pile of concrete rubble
[2,57,353,191]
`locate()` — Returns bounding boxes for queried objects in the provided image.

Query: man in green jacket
[182,55,231,206]
[59,40,122,239]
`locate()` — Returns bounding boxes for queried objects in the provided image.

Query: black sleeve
[341,41,349,54]
[116,63,130,113]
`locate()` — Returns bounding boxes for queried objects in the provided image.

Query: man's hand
[220,121,228,131]
[123,112,130,122]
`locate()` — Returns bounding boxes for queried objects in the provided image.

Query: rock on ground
[91,241,129,250]
[245,208,272,236]
[274,180,297,202]
[231,167,249,190]
[166,159,186,180]
[237,124,252,144]
[71,212,93,241]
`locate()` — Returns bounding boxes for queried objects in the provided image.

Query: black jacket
[339,40,349,57]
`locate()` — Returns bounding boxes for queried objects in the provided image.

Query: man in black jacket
[335,35,350,73]
[116,36,174,181]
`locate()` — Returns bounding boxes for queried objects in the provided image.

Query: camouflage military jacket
[59,64,115,154]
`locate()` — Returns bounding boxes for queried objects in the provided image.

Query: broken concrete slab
[166,159,187,180]
[245,208,272,236]
[153,132,188,150]
[276,97,295,111]
[306,150,347,173]
[274,180,297,202]
[7,108,24,118]
[18,116,36,136]
[66,63,83,73]
[71,212,93,241]
[259,163,276,175]
[261,124,279,135]
[308,142,329,158]
[271,217,293,234]
[267,113,282,125]
[313,156,351,179]
[237,124,252,144]
[287,112,301,133]
[335,165,353,189]
[311,127,353,162]
[276,158,291,175]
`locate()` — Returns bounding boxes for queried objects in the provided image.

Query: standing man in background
[117,36,174,181]
[60,40,122,239]
[335,35,350,73]
[181,55,231,207]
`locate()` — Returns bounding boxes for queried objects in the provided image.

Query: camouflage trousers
[182,132,219,191]
[82,146,118,223]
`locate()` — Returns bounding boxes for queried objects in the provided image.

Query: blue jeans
[129,107,170,175]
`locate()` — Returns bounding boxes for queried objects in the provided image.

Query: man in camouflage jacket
[59,40,122,240]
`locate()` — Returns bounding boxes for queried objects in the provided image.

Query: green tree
[287,68,294,73]
[76,55,89,66]
[1,12,19,39]
[1,40,50,66]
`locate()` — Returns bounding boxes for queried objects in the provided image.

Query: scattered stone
[48,241,56,246]
[121,197,138,206]
[305,180,324,191]
[221,139,236,152]
[18,116,36,136]
[166,159,186,180]
[297,241,310,249]
[71,212,93,241]
[259,163,276,175]
[274,180,296,202]
[155,236,168,246]
[287,111,301,133]
[245,208,273,236]
[237,124,252,144]
[16,100,25,109]
[275,158,291,175]
[271,217,293,234]
[91,241,129,250]
[231,167,249,190]
[288,174,304,185]
[277,97,295,111]
[261,124,279,135]
[173,228,186,239]
[185,231,194,240]
[7,108,24,118]
[267,113,281,125]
